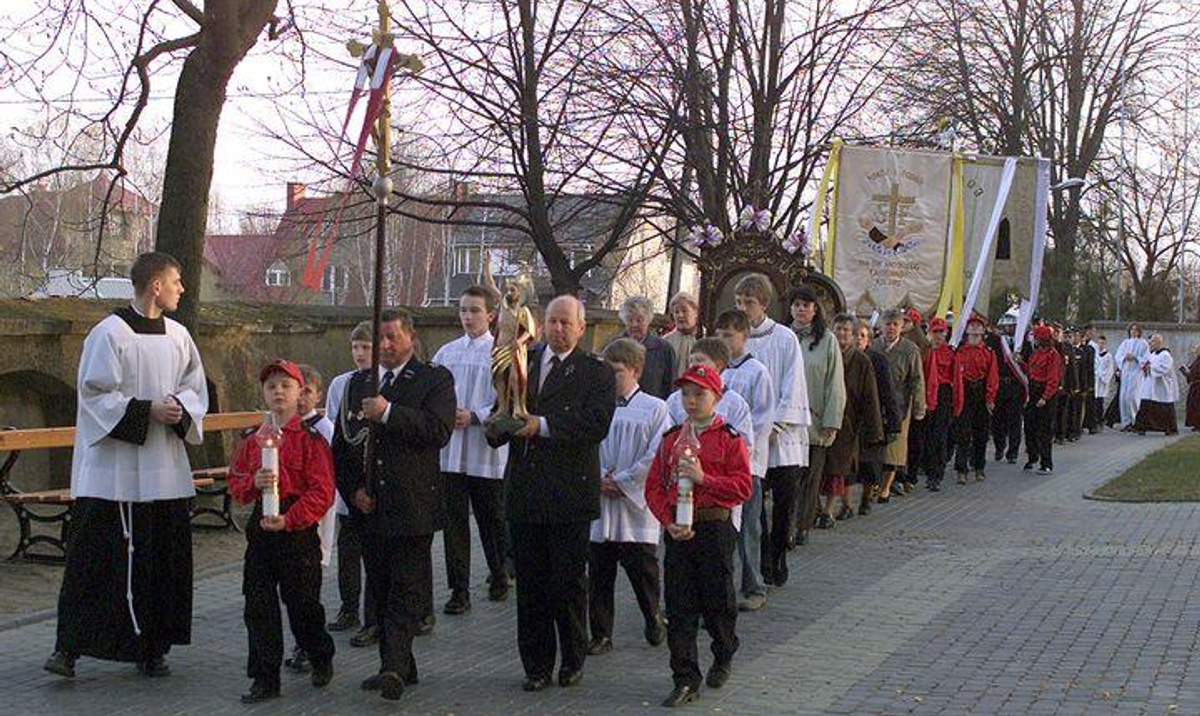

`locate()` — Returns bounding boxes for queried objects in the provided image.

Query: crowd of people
[42,252,1200,709]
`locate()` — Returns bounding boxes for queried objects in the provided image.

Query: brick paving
[1,430,1198,715]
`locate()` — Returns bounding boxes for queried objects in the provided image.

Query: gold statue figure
[485,262,538,440]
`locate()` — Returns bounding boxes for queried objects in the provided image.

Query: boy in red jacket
[1022,326,1063,474]
[227,359,337,704]
[645,365,752,707]
[954,317,999,483]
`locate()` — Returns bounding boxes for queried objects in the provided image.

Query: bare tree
[887,0,1198,314]
[0,1,298,326]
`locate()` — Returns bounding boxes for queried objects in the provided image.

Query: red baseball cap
[259,358,305,386]
[1033,325,1054,343]
[966,314,987,328]
[928,317,948,334]
[675,365,723,396]
[905,308,923,324]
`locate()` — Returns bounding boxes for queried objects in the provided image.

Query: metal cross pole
[365,0,393,498]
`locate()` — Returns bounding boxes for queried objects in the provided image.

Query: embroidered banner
[830,146,953,314]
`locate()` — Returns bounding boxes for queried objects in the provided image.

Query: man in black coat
[489,295,616,692]
[332,308,455,702]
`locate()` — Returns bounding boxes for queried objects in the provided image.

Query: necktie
[380,370,395,394]
[541,355,561,393]
[616,396,629,408]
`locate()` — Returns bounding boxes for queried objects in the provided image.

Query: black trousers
[243,522,335,684]
[336,514,376,625]
[905,416,927,484]
[1054,391,1068,440]
[1066,393,1084,439]
[923,384,954,486]
[954,381,990,473]
[793,445,827,533]
[1024,384,1056,469]
[762,465,800,576]
[664,520,738,689]
[511,520,590,678]
[1089,397,1106,432]
[363,530,434,679]
[443,473,507,595]
[991,381,1023,460]
[587,541,660,642]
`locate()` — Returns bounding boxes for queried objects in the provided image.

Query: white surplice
[433,332,508,479]
[591,389,669,544]
[72,311,208,502]
[1093,346,1116,401]
[1140,349,1179,403]
[324,369,356,517]
[746,317,811,468]
[1115,337,1150,424]
[722,354,775,478]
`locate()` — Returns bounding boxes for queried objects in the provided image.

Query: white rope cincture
[117,501,142,636]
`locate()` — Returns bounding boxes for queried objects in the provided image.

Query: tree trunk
[154,48,236,329]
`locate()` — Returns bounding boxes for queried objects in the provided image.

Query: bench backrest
[0,412,266,451]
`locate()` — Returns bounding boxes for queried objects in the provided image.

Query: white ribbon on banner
[952,157,1017,345]
[1014,158,1051,352]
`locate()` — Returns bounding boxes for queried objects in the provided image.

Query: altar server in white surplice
[587,338,671,655]
[435,287,510,614]
[46,252,208,681]
[1115,324,1150,426]
[1132,334,1180,435]
[734,273,811,587]
[714,308,775,612]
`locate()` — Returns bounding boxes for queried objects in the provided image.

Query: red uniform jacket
[1024,346,1063,403]
[926,343,964,417]
[956,343,999,406]
[644,416,752,528]
[228,414,335,531]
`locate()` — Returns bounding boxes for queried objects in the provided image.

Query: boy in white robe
[1093,335,1115,434]
[734,273,811,586]
[1133,334,1180,435]
[46,252,208,679]
[325,321,379,645]
[434,287,510,614]
[285,364,338,673]
[714,309,774,612]
[1115,324,1150,427]
[587,339,670,655]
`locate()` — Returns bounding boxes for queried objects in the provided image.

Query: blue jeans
[736,475,765,597]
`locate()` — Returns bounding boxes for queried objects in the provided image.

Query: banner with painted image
[959,155,1047,319]
[830,146,953,314]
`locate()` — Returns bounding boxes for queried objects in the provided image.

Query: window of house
[265,260,291,287]
[570,245,593,271]
[455,246,480,276]
[322,264,349,293]
[488,247,514,276]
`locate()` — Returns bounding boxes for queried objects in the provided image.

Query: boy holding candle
[227,359,337,703]
[645,365,752,707]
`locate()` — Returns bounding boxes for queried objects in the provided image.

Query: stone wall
[0,299,627,490]
[1092,321,1200,365]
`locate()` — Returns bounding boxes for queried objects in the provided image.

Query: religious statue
[485,270,538,441]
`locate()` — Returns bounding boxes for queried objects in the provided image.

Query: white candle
[261,445,280,518]
[675,477,694,528]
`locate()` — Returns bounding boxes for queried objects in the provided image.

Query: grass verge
[1092,433,1200,502]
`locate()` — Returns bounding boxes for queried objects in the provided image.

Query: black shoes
[858,499,872,516]
[645,613,668,646]
[240,678,280,704]
[376,671,405,700]
[43,651,76,678]
[815,512,835,529]
[284,646,310,673]
[137,655,171,678]
[444,591,472,615]
[835,505,854,521]
[523,674,552,692]
[327,609,360,632]
[416,614,436,636]
[310,659,333,688]
[362,670,418,691]
[488,578,509,602]
[662,683,700,707]
[706,662,731,688]
[957,472,968,485]
[588,637,614,655]
[350,624,379,647]
[558,669,583,687]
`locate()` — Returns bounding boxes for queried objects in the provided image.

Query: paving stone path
[1,430,1197,716]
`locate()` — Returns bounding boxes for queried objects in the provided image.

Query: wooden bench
[0,412,264,564]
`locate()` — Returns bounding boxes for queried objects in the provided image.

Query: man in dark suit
[489,295,616,692]
[332,308,455,702]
